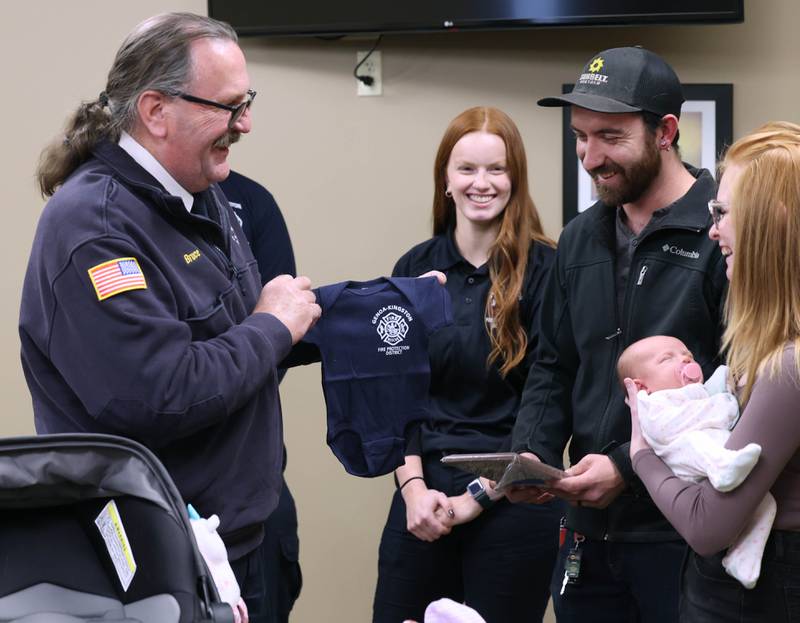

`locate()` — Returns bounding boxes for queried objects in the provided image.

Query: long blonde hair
[432,106,554,376]
[721,121,800,405]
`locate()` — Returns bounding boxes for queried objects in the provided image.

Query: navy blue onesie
[303,277,452,477]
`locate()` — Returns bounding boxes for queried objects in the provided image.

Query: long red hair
[432,107,554,375]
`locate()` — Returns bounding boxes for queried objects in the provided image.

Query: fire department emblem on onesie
[372,304,414,355]
[377,312,408,346]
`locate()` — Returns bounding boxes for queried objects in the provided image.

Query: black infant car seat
[0,434,234,623]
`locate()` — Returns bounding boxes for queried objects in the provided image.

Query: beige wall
[3,1,798,621]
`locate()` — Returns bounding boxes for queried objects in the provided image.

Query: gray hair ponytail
[37,12,237,197]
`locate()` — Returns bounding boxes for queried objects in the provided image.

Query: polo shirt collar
[423,228,488,275]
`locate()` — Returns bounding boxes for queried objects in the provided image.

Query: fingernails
[448,509,455,518]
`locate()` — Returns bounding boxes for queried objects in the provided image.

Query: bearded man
[507,47,728,623]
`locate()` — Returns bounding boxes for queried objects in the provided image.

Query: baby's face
[636,336,703,393]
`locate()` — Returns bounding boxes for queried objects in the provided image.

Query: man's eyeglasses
[175,89,256,129]
[707,199,729,227]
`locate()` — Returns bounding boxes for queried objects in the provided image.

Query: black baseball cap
[538,47,684,118]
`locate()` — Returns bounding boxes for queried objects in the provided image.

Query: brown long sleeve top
[633,344,800,557]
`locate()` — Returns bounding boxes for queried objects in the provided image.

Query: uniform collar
[92,141,230,250]
[118,131,194,213]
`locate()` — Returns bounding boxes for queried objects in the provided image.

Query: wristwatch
[467,478,494,510]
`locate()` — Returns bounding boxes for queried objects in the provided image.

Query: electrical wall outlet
[356,50,382,96]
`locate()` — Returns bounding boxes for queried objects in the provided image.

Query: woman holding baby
[625,121,800,622]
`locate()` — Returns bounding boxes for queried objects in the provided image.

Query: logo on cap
[588,57,604,73]
[579,56,609,86]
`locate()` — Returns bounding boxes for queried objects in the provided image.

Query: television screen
[209,0,743,37]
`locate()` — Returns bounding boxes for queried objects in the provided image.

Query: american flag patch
[88,257,147,301]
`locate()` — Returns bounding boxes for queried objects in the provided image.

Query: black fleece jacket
[512,167,727,542]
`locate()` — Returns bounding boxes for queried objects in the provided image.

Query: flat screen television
[208,0,744,38]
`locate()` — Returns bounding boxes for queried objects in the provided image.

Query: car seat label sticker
[95,499,137,591]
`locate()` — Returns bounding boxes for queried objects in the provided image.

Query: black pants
[550,531,685,623]
[681,530,800,622]
[373,457,562,623]
[230,479,302,623]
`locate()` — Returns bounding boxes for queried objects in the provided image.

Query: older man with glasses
[20,12,320,620]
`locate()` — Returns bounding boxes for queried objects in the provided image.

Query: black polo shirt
[392,230,555,457]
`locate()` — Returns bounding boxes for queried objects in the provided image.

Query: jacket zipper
[604,328,622,340]
[595,260,648,525]
[209,193,244,294]
[599,256,652,539]
[636,265,648,286]
[211,244,236,280]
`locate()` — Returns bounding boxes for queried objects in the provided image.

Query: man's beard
[213,131,241,149]
[589,136,662,207]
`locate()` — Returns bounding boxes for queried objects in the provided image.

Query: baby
[618,335,777,589]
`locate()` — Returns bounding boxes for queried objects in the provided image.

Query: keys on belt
[559,529,585,596]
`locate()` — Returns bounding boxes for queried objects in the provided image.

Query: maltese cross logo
[588,57,604,73]
[377,312,408,346]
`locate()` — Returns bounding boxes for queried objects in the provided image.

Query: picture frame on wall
[560,83,733,225]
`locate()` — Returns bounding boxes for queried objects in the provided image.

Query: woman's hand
[624,377,651,459]
[402,480,454,542]
[441,492,483,526]
[436,478,505,526]
[417,270,447,285]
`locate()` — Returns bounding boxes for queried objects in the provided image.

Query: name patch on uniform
[184,249,201,264]
[88,257,147,301]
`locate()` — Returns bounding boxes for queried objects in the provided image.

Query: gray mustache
[213,132,241,149]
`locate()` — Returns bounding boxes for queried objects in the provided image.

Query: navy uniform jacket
[219,171,296,284]
[220,171,296,394]
[19,142,292,559]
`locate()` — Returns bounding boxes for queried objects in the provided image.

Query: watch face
[467,480,484,496]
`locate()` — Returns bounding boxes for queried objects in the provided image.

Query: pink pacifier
[680,362,703,385]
